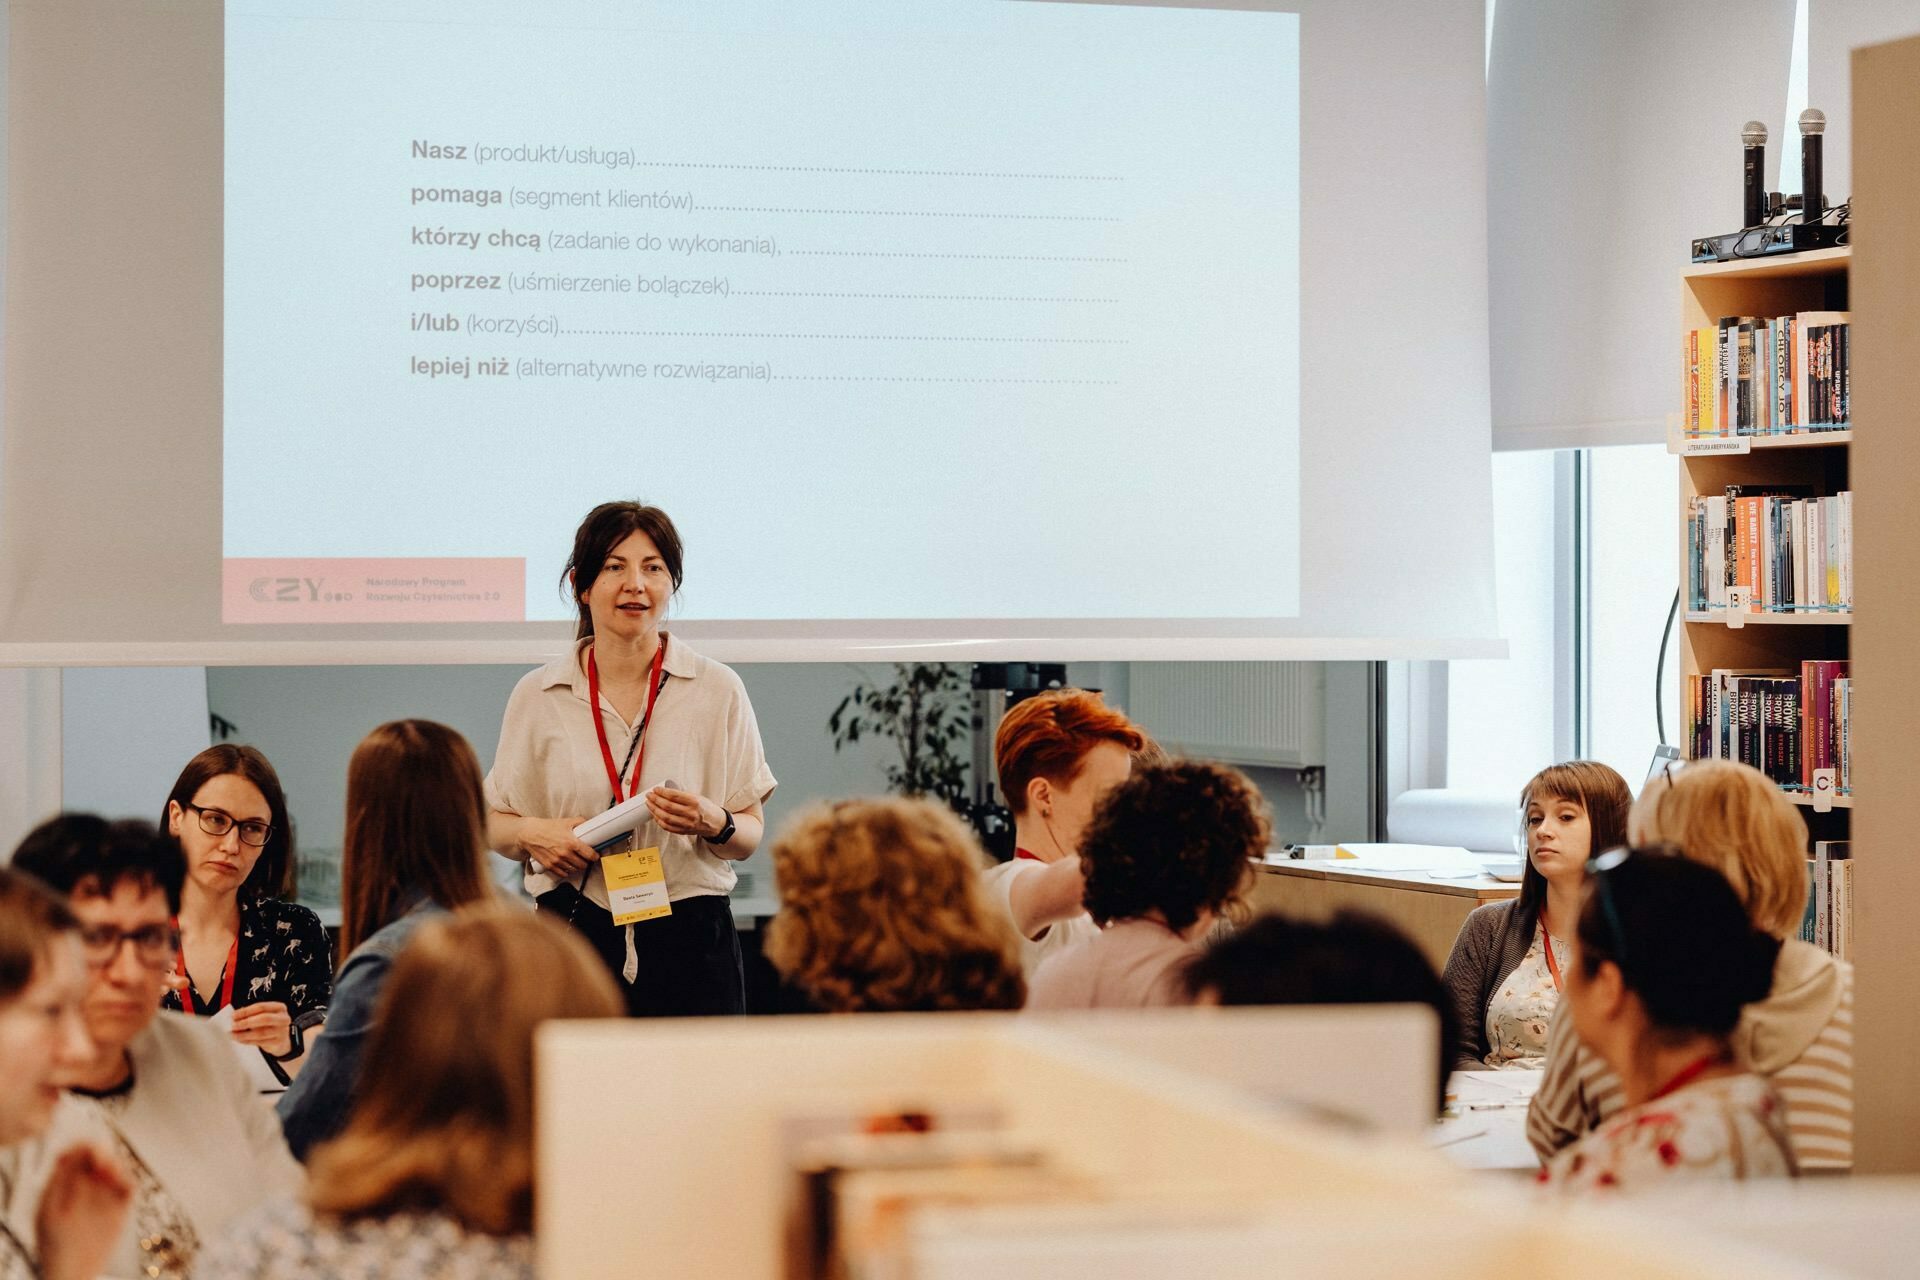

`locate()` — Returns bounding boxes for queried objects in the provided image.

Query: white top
[1025,918,1199,1011]
[1483,923,1565,1070]
[980,858,1099,977]
[1541,1072,1796,1192]
[0,1012,304,1279]
[485,634,777,907]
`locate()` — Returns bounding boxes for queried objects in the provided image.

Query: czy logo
[247,577,325,604]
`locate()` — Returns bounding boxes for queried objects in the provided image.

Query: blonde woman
[1526,759,1852,1170]
[765,798,1025,1013]
[199,910,624,1278]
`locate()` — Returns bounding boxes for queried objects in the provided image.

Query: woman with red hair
[985,690,1147,975]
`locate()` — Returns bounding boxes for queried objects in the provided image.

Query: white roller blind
[1488,0,1795,451]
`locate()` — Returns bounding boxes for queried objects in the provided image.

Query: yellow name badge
[601,846,673,925]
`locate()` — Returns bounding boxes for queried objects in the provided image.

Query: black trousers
[535,884,745,1017]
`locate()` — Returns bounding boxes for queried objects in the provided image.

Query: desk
[1248,855,1519,971]
[1433,1069,1542,1173]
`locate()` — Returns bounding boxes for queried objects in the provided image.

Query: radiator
[1126,663,1326,769]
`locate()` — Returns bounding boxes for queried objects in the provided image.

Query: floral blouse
[1540,1072,1797,1192]
[198,1201,534,1280]
[162,896,332,1022]
[1482,923,1565,1069]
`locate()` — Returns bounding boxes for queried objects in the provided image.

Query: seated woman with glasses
[1528,758,1853,1172]
[0,816,303,1280]
[1026,760,1267,1011]
[1441,761,1631,1071]
[160,746,331,1087]
[1540,848,1794,1191]
[0,867,133,1280]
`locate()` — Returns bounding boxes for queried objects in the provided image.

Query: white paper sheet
[207,1006,289,1094]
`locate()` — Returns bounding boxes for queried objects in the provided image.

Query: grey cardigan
[1439,898,1540,1071]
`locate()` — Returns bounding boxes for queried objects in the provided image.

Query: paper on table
[1331,843,1484,872]
[207,1006,289,1094]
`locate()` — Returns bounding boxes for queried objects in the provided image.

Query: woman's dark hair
[161,744,296,901]
[1576,846,1781,1039]
[562,501,685,640]
[1080,760,1267,933]
[1183,910,1457,1115]
[11,814,185,914]
[339,720,495,958]
[0,867,80,1005]
[1514,761,1632,924]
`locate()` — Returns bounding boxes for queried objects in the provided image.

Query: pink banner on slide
[222,558,525,623]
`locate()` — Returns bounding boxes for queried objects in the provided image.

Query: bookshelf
[1673,248,1851,839]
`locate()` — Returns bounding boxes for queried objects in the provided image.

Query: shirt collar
[542,633,697,695]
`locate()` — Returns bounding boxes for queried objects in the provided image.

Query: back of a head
[992,688,1146,817]
[1577,849,1781,1040]
[340,719,493,955]
[10,813,184,914]
[1184,910,1457,1113]
[765,796,1025,1013]
[1629,759,1809,939]
[1080,760,1270,932]
[0,866,80,1005]
[307,907,622,1235]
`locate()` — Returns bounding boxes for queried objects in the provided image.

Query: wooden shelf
[1671,430,1853,454]
[1787,792,1855,810]
[1685,612,1852,627]
[1682,245,1850,281]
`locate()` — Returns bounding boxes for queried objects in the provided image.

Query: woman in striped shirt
[1527,759,1852,1170]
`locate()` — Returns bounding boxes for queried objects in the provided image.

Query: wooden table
[1248,855,1519,971]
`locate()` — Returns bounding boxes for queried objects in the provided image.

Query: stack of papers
[1331,843,1486,875]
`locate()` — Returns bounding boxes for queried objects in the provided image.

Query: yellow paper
[602,845,672,925]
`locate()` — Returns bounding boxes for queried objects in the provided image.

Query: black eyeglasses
[1585,846,1632,966]
[184,802,273,848]
[78,922,179,970]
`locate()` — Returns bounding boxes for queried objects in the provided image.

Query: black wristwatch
[270,1022,306,1063]
[710,809,737,847]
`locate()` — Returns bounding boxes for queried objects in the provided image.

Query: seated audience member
[1184,910,1459,1115]
[200,909,623,1279]
[277,720,498,1161]
[1026,760,1267,1011]
[765,798,1025,1013]
[1527,759,1852,1171]
[2,817,302,1280]
[983,690,1146,975]
[1541,848,1794,1192]
[0,868,132,1280]
[160,745,330,1084]
[1441,761,1630,1071]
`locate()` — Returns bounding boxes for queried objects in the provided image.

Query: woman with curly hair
[1027,760,1269,1010]
[764,798,1025,1013]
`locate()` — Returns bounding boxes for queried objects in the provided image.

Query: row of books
[1681,311,1850,436]
[1685,487,1852,614]
[1683,661,1852,794]
[1800,841,1853,962]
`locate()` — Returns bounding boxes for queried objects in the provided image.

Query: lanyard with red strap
[1540,909,1565,993]
[174,929,239,1014]
[587,638,669,806]
[1650,1052,1727,1103]
[1014,848,1045,862]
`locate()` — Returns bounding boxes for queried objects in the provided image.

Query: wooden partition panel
[1850,31,1920,1176]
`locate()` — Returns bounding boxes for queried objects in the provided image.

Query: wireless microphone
[1799,109,1826,222]
[1741,121,1768,228]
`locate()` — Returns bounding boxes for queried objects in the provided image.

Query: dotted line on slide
[629,161,1124,181]
[706,205,1121,222]
[565,329,1128,344]
[788,250,1128,263]
[771,375,1122,385]
[735,290,1118,303]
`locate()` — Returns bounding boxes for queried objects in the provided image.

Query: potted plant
[828,663,972,820]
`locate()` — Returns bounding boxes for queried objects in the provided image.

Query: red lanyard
[174,927,238,1014]
[1540,910,1564,993]
[1014,848,1045,862]
[1650,1053,1726,1103]
[587,639,668,804]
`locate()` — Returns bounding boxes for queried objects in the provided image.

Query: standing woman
[486,502,777,1016]
[160,746,330,1085]
[1440,761,1631,1071]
